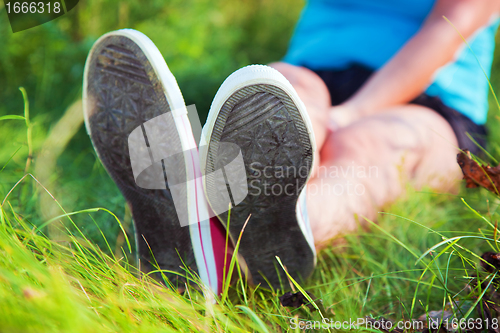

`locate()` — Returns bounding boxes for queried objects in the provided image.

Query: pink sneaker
[200,65,317,289]
[83,29,227,294]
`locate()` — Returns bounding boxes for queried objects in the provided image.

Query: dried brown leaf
[457,150,500,195]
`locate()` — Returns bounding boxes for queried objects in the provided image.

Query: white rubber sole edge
[199,64,317,262]
[82,29,218,295]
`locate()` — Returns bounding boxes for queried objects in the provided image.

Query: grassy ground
[2,116,500,332]
[2,0,500,332]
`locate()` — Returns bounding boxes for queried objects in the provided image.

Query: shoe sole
[83,29,219,291]
[200,65,317,289]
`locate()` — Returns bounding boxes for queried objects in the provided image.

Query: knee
[268,62,296,77]
[268,62,305,86]
[268,62,329,100]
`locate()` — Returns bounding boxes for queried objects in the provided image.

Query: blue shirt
[284,0,499,125]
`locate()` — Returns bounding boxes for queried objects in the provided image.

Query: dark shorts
[312,64,488,156]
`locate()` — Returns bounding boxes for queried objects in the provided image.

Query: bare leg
[270,62,461,246]
[269,62,331,172]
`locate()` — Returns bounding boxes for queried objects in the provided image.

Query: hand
[328,104,360,131]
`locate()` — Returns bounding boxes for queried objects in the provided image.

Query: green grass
[2,92,500,332]
[2,0,500,331]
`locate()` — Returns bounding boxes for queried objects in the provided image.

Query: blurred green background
[0,0,303,121]
[1,0,500,253]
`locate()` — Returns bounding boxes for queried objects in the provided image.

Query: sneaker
[83,29,225,293]
[199,65,317,289]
